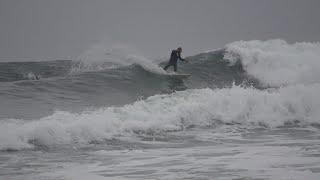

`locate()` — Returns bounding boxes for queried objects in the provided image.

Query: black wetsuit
[163,50,185,72]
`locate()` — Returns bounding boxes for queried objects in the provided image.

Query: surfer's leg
[173,63,177,72]
[164,63,171,70]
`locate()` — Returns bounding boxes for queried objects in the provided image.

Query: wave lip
[1,83,319,151]
[224,39,320,87]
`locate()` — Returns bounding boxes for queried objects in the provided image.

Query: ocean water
[0,39,320,180]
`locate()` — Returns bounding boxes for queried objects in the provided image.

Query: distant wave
[0,60,71,82]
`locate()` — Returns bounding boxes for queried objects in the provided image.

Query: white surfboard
[166,73,191,78]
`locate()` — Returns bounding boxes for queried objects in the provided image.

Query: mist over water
[1,39,320,179]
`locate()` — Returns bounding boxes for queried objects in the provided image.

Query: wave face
[0,39,319,150]
[0,49,250,119]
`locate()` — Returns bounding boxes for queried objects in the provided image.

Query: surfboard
[166,73,191,78]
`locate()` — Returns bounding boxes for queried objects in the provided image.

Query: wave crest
[224,39,320,87]
[70,43,166,74]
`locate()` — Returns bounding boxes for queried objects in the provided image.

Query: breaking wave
[1,39,320,150]
[224,39,320,87]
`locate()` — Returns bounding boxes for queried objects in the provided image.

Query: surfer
[163,47,186,72]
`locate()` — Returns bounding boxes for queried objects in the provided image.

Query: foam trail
[224,39,320,87]
[1,83,320,150]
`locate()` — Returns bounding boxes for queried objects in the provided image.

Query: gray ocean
[1,39,320,180]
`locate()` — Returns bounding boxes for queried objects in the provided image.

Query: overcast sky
[0,0,319,61]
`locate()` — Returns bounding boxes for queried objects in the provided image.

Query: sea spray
[71,43,166,74]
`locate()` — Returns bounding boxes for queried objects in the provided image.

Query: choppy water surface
[1,39,320,179]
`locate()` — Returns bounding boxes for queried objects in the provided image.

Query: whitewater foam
[1,83,319,150]
[224,39,320,87]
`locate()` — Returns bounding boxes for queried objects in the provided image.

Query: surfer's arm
[177,53,186,61]
[179,56,188,62]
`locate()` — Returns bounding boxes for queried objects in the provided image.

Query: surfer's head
[177,47,182,52]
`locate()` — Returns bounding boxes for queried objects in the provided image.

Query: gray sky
[0,0,319,61]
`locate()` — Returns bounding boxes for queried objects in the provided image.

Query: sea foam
[1,84,319,150]
[224,39,320,87]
